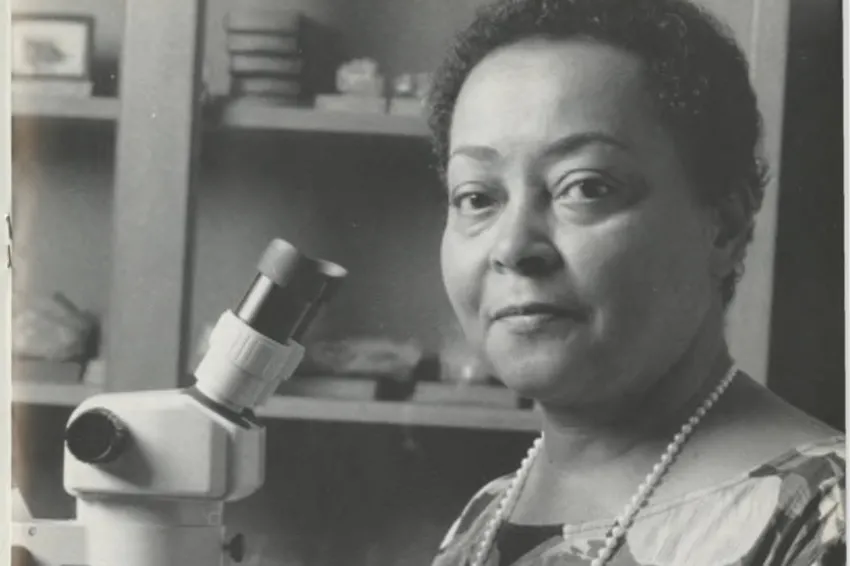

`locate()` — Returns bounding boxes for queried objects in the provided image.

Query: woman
[426,0,845,564]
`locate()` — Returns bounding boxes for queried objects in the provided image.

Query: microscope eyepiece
[192,239,347,412]
[235,239,346,344]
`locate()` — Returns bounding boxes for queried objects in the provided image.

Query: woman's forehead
[448,38,656,155]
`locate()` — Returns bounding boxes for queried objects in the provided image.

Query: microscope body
[12,240,345,566]
[63,387,269,566]
[15,383,269,566]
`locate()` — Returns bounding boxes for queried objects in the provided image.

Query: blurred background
[9,0,844,564]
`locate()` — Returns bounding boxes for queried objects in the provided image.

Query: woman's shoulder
[684,375,843,488]
[749,434,845,478]
[748,434,845,534]
[645,434,845,565]
[437,474,513,546]
[431,473,515,565]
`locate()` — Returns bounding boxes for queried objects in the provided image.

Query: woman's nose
[489,203,561,277]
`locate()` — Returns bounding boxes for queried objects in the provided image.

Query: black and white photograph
[4,0,846,565]
[11,15,93,79]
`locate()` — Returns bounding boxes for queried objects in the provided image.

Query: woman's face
[441,38,727,408]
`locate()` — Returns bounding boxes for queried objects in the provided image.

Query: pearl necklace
[471,365,739,566]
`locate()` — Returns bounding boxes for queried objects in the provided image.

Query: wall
[11,123,113,321]
[767,0,844,431]
[189,132,457,364]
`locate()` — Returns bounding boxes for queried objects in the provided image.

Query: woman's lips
[490,303,580,333]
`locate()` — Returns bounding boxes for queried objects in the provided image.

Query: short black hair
[427,0,768,304]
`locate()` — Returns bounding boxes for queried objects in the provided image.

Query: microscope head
[193,239,347,412]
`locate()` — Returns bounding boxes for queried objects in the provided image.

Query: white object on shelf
[13,79,93,97]
[315,94,387,114]
[83,358,107,387]
[389,98,424,117]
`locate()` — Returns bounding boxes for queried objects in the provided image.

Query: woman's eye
[450,190,498,216]
[556,176,617,203]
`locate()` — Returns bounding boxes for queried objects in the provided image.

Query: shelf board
[9,377,541,432]
[214,101,429,138]
[11,94,120,121]
[260,377,541,432]
[257,396,541,432]
[11,381,102,406]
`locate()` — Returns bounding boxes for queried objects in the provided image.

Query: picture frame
[11,14,94,80]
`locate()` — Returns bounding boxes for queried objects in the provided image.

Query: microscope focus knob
[65,408,129,464]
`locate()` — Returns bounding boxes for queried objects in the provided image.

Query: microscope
[11,239,347,566]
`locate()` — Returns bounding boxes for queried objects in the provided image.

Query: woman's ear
[709,191,752,281]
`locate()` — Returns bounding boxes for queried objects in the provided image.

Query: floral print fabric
[432,436,845,566]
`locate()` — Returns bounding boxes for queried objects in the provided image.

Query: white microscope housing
[12,239,346,566]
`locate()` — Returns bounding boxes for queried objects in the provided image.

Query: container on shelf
[225,7,305,108]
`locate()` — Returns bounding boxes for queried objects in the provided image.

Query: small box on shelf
[225,6,307,109]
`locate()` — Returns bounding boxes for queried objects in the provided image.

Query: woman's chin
[487,347,594,403]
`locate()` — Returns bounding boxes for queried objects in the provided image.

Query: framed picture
[11,15,94,80]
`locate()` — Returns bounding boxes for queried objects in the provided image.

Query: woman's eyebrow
[540,132,630,159]
[449,132,628,164]
[448,144,501,163]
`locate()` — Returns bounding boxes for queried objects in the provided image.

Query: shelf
[9,377,541,432]
[11,94,120,121]
[257,396,541,432]
[11,382,102,406]
[213,101,429,138]
[260,377,541,432]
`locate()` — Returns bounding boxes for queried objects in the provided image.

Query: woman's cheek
[441,232,484,335]
[561,220,663,332]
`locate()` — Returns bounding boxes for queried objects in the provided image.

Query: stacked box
[225,8,304,106]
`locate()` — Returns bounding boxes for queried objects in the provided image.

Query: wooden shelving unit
[11,94,120,121]
[213,100,428,138]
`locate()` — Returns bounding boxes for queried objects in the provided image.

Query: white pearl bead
[612,525,626,538]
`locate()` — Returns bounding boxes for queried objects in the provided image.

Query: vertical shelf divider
[107,0,207,391]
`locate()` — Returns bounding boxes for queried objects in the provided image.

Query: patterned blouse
[432,436,845,566]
